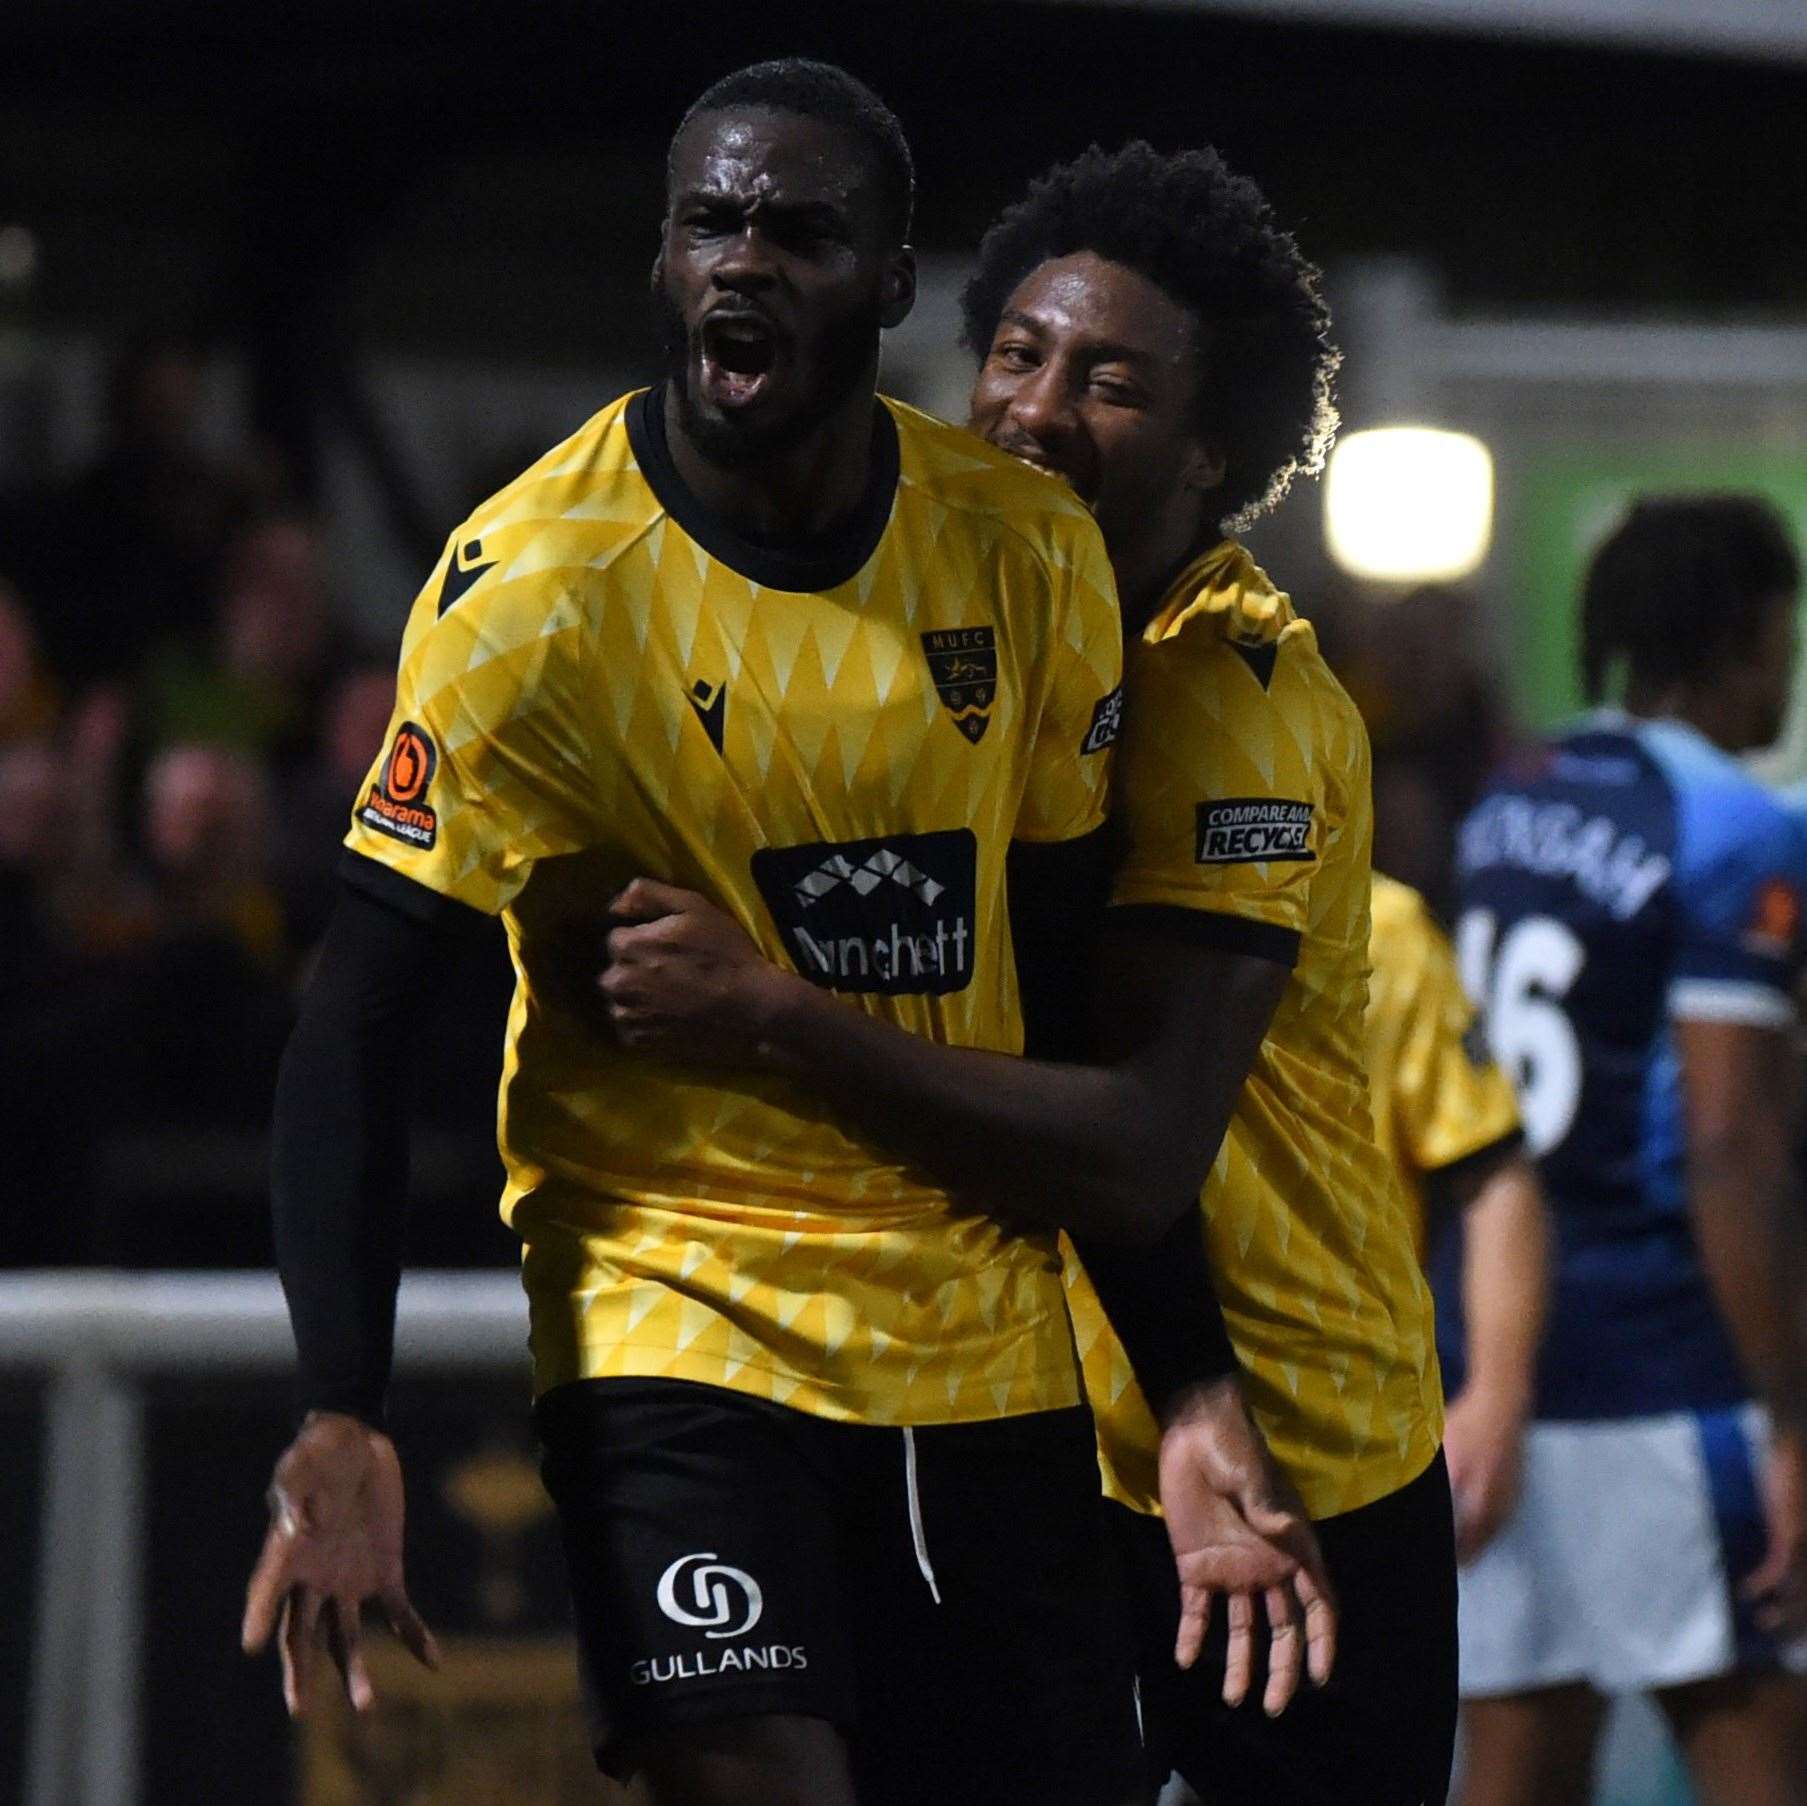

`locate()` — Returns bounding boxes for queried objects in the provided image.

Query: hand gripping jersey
[1365,872,1522,1259]
[344,388,1123,1425]
[1451,715,1807,1420]
[1063,543,1443,1522]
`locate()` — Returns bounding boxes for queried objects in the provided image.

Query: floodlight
[1324,427,1494,584]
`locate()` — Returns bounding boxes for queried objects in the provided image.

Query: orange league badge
[359,722,440,849]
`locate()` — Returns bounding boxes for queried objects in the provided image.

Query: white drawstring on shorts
[901,1427,943,1605]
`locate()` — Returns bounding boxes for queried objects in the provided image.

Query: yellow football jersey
[345,388,1124,1425]
[1064,542,1443,1521]
[1366,873,1522,1257]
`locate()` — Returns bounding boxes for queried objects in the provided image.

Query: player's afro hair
[673,59,915,244]
[1579,494,1800,703]
[960,142,1338,530]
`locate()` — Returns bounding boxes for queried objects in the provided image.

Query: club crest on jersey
[1195,798,1315,865]
[751,829,978,996]
[921,627,997,744]
[358,722,439,849]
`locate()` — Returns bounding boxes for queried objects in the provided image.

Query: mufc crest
[920,627,997,744]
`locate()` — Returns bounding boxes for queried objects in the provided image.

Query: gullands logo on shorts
[631,1553,807,1687]
[751,829,979,996]
[657,1552,764,1639]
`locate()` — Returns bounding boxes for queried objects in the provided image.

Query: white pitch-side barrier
[0,1270,530,1806]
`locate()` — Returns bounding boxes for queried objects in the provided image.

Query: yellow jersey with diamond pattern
[345,388,1122,1423]
[1366,873,1522,1256]
[1063,542,1442,1520]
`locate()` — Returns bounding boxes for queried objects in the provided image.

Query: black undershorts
[535,1377,1143,1806]
[1115,1449,1459,1806]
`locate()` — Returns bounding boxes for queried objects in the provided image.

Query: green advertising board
[1508,451,1807,735]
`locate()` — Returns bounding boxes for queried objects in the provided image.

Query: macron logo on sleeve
[1194,799,1315,865]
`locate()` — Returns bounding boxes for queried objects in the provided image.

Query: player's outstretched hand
[1745,1422,1807,1637]
[603,878,794,1062]
[242,1411,439,1717]
[1443,1382,1527,1563]
[1157,1376,1336,1717]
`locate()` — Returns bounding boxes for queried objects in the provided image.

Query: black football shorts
[535,1377,1142,1805]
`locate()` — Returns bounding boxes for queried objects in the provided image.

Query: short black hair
[1579,494,1800,702]
[960,142,1338,530]
[671,58,914,243]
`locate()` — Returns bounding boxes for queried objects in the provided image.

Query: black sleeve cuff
[1072,1207,1240,1416]
[339,849,493,933]
[295,1382,389,1435]
[1103,903,1301,970]
[1429,1127,1527,1198]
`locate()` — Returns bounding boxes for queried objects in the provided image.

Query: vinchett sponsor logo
[751,830,977,996]
[1194,798,1315,865]
[358,722,439,849]
[629,1553,806,1688]
[1082,685,1123,755]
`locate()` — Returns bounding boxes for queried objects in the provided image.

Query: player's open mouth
[700,312,781,409]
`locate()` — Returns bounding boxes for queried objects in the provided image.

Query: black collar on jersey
[629,383,899,593]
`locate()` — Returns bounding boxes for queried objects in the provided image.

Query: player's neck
[1624,679,1748,755]
[663,384,881,545]
[1120,522,1224,635]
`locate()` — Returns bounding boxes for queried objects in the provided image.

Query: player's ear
[1182,435,1228,497]
[879,248,917,331]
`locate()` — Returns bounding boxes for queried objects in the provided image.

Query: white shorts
[1458,1403,1807,1698]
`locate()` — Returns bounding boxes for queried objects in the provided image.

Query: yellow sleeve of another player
[343,531,600,916]
[1109,624,1322,937]
[1013,517,1124,845]
[1383,893,1522,1176]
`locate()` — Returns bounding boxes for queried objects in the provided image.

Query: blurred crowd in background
[0,329,1510,1275]
[0,332,516,1270]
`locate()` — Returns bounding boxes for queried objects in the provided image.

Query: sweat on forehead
[667,59,915,239]
[665,109,905,244]
[670,107,866,186]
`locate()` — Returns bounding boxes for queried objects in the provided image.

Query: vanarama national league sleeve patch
[358,721,440,849]
[1195,798,1315,865]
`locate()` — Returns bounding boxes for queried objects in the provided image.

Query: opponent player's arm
[1441,1150,1547,1560]
[1678,1015,1807,1431]
[1677,1011,1807,1631]
[1446,1151,1546,1412]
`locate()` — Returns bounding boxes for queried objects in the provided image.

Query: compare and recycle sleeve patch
[1194,798,1315,865]
[1082,685,1124,755]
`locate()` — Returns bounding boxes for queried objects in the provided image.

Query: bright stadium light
[1324,426,1494,583]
